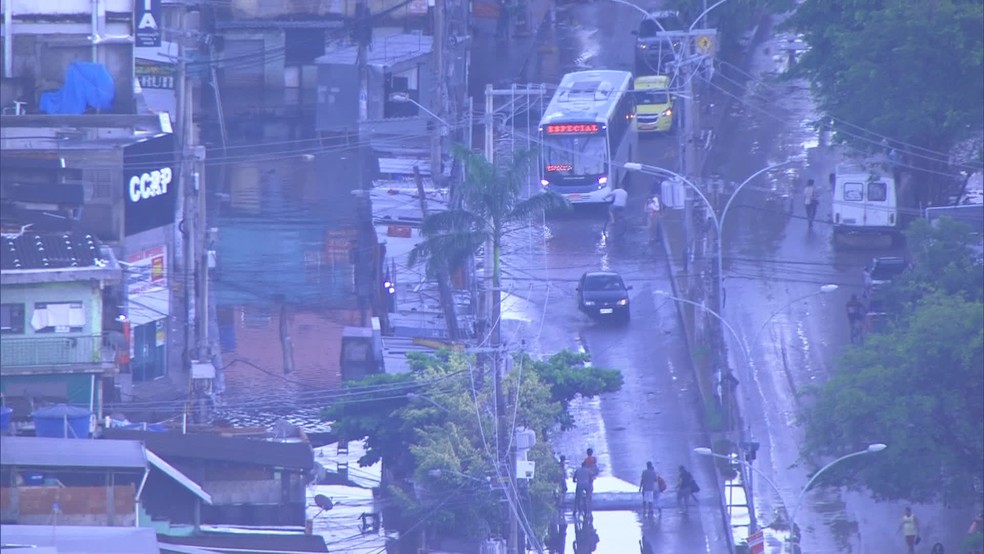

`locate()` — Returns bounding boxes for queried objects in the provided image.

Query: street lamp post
[624,160,793,313]
[753,284,839,346]
[653,289,748,366]
[695,444,887,551]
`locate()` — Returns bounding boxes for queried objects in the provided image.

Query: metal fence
[0,334,107,368]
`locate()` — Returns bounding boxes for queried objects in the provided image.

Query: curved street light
[695,443,887,551]
[653,289,748,366]
[753,284,839,346]
[624,160,793,314]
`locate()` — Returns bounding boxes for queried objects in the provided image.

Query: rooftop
[0,436,146,470]
[316,33,433,68]
[102,429,316,471]
[0,524,160,554]
[1,231,110,271]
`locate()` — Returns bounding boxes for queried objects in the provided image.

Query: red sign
[747,530,765,554]
[545,123,600,135]
[546,164,573,172]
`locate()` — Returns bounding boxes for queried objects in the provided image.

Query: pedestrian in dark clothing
[676,465,699,513]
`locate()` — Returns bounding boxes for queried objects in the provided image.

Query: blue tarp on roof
[40,61,115,114]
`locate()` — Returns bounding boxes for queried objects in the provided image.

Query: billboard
[123,133,176,236]
[134,0,162,48]
[126,245,169,325]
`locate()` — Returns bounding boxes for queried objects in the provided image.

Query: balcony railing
[0,334,114,369]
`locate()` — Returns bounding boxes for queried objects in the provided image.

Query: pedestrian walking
[557,455,568,507]
[645,194,662,243]
[804,178,819,228]
[638,461,664,517]
[676,465,699,514]
[965,511,983,554]
[898,507,920,554]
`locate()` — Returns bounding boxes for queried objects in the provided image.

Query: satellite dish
[314,494,334,511]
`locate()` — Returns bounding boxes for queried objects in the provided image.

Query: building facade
[0,115,184,401]
[0,231,121,421]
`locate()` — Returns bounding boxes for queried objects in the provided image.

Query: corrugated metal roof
[0,436,147,469]
[316,33,433,67]
[0,231,109,270]
[0,524,159,554]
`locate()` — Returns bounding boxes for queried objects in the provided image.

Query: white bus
[538,70,636,204]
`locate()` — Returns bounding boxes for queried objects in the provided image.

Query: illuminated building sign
[545,123,600,134]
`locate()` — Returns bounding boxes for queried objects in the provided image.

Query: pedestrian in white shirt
[645,194,662,243]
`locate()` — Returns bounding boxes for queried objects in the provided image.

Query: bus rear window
[868,181,887,201]
[843,182,864,201]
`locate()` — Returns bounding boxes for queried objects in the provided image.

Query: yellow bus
[633,75,674,133]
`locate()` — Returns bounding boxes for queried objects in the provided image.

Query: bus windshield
[542,134,607,177]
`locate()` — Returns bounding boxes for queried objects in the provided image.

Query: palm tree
[408,146,569,347]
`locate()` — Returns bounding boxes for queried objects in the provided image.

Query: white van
[831,162,899,240]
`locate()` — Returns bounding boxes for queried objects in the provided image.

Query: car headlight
[540,179,550,186]
[662,108,672,117]
[583,300,596,306]
[617,298,628,306]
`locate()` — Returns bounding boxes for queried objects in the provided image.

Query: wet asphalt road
[493,1,970,552]
[494,1,731,552]
[713,26,970,553]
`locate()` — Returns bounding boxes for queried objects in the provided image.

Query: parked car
[576,271,632,321]
[863,256,909,296]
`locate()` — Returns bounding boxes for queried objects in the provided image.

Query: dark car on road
[633,10,684,75]
[577,271,632,321]
[863,256,909,297]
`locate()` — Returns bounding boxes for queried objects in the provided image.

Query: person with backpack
[676,465,700,514]
[638,461,665,518]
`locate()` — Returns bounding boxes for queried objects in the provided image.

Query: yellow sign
[696,35,714,54]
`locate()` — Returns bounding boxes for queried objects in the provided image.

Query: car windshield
[585,275,624,290]
[638,14,682,37]
[638,90,671,105]
[543,135,607,176]
[870,261,906,280]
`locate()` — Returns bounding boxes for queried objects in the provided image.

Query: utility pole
[356,0,370,122]
[174,12,192,376]
[481,83,517,552]
[431,0,446,184]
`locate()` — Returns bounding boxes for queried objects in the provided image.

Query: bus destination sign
[545,123,600,135]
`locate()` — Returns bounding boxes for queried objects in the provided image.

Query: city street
[484,1,970,553]
[488,1,731,551]
[199,0,972,551]
[712,23,970,552]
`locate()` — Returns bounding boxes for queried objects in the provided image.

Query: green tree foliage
[802,219,984,504]
[901,218,984,302]
[787,0,984,202]
[322,350,623,544]
[803,293,983,503]
[408,146,569,343]
[519,350,624,431]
